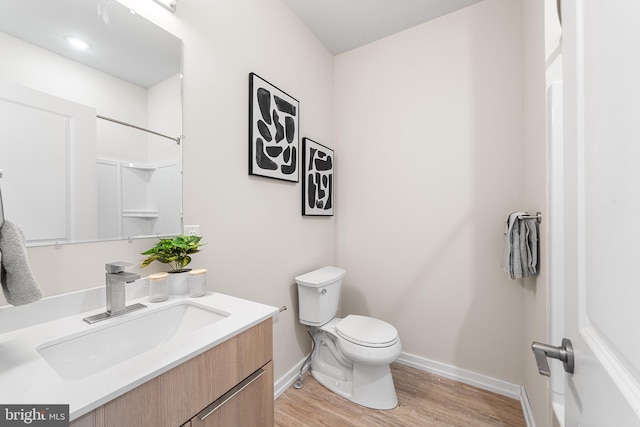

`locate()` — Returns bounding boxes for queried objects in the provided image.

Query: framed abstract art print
[302,137,334,216]
[249,73,299,182]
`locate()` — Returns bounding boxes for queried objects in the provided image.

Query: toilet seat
[336,315,399,348]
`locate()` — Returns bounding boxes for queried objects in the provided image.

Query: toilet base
[311,363,398,410]
[310,328,399,410]
[352,363,398,410]
[311,369,353,401]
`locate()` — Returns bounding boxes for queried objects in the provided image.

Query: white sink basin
[37,301,229,380]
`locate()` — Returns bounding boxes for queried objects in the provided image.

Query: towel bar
[519,211,542,224]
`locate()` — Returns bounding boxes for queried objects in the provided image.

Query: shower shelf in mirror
[121,163,157,172]
[98,158,181,240]
[122,210,159,218]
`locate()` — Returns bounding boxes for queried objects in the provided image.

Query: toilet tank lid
[295,266,346,287]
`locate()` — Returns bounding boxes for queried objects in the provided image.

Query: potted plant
[141,235,204,294]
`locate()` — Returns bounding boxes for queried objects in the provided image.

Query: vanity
[0,287,278,426]
[72,318,273,427]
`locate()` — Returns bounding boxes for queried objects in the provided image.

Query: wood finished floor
[274,363,526,427]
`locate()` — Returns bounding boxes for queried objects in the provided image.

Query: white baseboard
[520,386,537,427]
[396,352,522,399]
[275,351,535,427]
[274,355,311,399]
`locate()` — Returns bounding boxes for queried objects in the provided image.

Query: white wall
[334,0,525,385]
[521,1,551,425]
[176,0,335,380]
[147,74,182,163]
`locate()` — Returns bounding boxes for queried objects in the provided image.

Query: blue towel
[502,212,539,279]
[0,219,43,305]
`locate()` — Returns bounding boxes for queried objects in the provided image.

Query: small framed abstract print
[302,138,334,216]
[249,73,299,182]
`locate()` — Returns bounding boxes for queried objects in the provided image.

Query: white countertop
[0,287,278,421]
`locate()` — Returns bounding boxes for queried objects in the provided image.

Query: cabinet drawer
[190,361,273,427]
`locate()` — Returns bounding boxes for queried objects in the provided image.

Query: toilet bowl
[295,266,402,410]
[334,315,401,364]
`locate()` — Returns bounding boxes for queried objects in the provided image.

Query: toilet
[295,266,402,410]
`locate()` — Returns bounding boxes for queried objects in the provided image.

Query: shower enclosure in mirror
[0,0,183,246]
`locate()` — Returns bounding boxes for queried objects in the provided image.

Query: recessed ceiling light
[65,36,90,50]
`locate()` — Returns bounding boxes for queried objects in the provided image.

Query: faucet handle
[106,262,133,274]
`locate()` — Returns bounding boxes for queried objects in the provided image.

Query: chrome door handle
[531,338,574,376]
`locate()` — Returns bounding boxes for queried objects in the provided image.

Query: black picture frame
[302,138,334,216]
[248,73,299,182]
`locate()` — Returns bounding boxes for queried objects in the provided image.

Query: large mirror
[0,0,183,246]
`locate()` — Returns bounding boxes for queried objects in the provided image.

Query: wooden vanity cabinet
[71,318,273,427]
[181,360,273,426]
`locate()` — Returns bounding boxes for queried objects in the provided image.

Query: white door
[0,81,96,243]
[561,0,640,424]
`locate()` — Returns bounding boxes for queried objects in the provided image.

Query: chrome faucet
[83,262,147,324]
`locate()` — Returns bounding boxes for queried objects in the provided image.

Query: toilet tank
[295,266,346,326]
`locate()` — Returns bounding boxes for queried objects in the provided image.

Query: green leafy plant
[141,235,204,273]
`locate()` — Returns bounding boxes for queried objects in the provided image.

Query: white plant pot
[168,269,191,295]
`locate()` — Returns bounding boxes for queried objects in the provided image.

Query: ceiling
[281,0,485,55]
[0,0,181,88]
[0,0,485,87]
